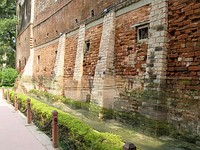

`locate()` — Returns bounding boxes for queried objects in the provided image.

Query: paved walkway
[0,91,59,150]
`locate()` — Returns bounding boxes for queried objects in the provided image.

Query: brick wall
[73,25,85,81]
[64,34,78,78]
[145,0,169,87]
[83,24,103,79]
[17,0,31,33]
[16,0,200,140]
[91,11,116,108]
[63,33,78,99]
[33,0,117,46]
[168,0,200,79]
[35,0,116,25]
[63,23,103,100]
[167,0,200,137]
[33,42,58,78]
[114,5,149,90]
[16,26,31,71]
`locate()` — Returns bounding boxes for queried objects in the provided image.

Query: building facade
[16,0,200,138]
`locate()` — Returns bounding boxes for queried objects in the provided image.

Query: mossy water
[28,90,200,150]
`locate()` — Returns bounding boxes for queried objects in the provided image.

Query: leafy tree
[1,68,18,87]
[0,0,16,69]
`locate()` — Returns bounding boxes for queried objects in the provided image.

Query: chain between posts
[18,102,27,113]
[17,98,52,130]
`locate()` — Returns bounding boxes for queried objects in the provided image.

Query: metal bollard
[14,93,18,111]
[27,98,32,124]
[123,142,136,150]
[7,90,10,102]
[2,88,4,99]
[52,110,59,148]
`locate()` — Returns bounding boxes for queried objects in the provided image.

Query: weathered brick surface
[113,5,150,95]
[83,24,103,79]
[33,0,117,46]
[167,0,200,137]
[64,34,78,78]
[16,0,200,140]
[17,0,31,32]
[91,11,116,108]
[138,0,169,123]
[53,34,66,77]
[73,25,85,81]
[50,34,66,95]
[34,0,116,24]
[33,42,58,78]
[115,5,149,77]
[32,35,66,92]
[63,23,103,100]
[63,33,80,100]
[16,26,31,71]
[166,78,200,136]
[145,0,168,86]
[168,0,200,78]
[22,49,34,77]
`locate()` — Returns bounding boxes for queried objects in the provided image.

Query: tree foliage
[0,0,16,69]
[0,68,18,87]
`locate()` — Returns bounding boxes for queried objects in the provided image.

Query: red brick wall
[83,24,103,79]
[81,0,116,19]
[64,34,78,78]
[35,0,116,24]
[167,0,200,137]
[33,0,116,46]
[34,0,81,46]
[168,0,200,79]
[115,5,150,77]
[16,26,31,71]
[33,42,58,78]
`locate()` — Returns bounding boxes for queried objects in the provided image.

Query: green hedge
[9,90,123,150]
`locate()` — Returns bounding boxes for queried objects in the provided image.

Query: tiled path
[0,91,59,150]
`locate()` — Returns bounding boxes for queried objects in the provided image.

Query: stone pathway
[0,91,59,150]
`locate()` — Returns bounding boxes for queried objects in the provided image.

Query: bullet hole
[85,40,90,54]
[91,9,94,17]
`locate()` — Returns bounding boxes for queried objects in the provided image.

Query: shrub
[1,68,18,87]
